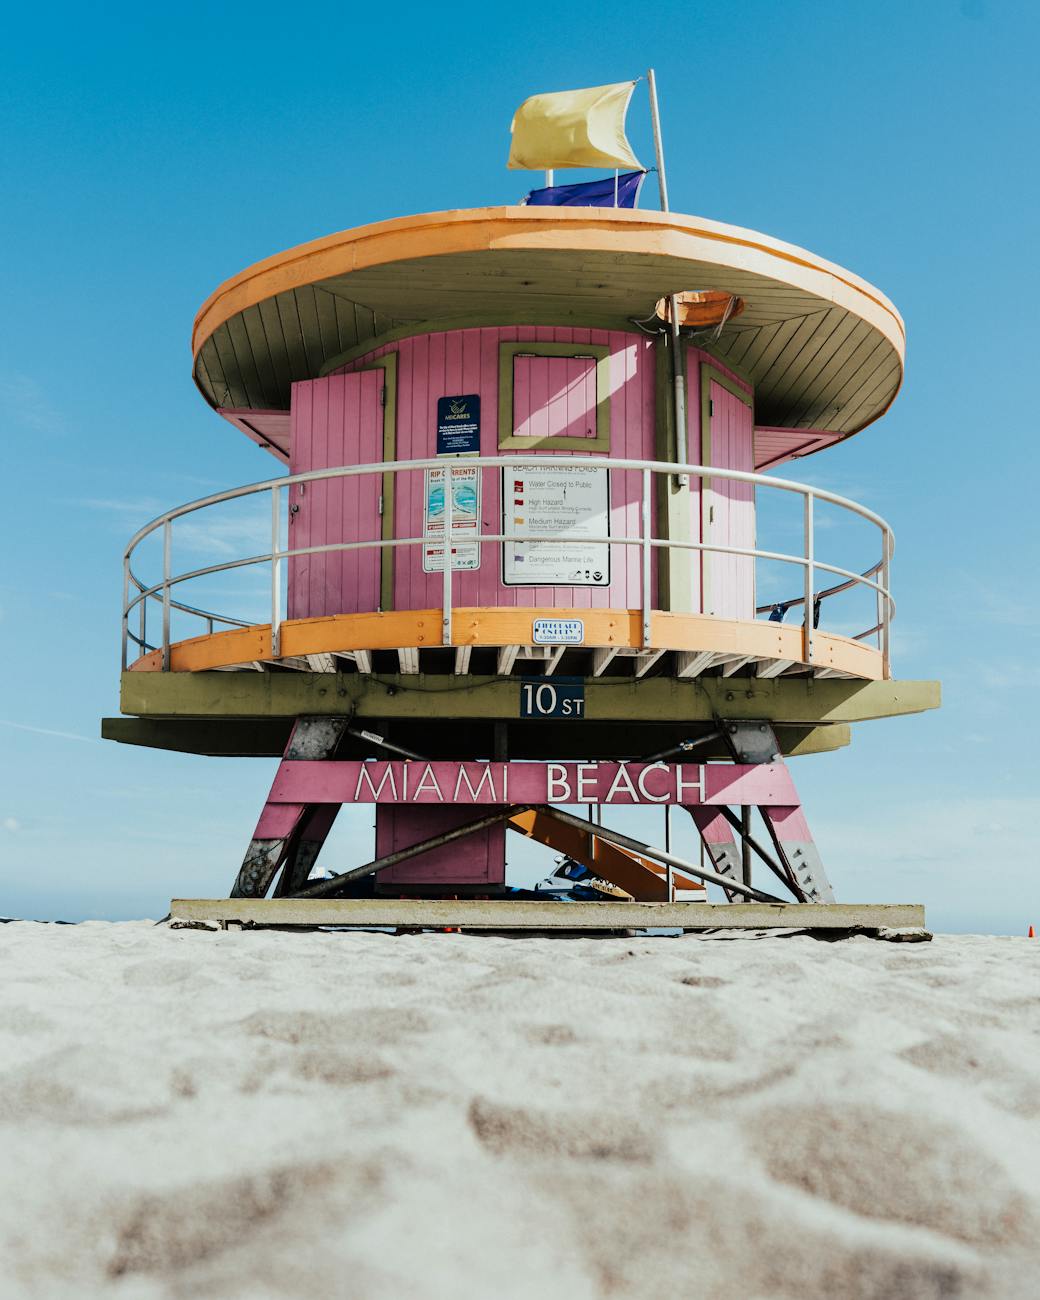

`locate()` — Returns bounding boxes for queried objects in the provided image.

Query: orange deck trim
[130,607,884,680]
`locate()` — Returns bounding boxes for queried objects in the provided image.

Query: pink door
[288,370,384,619]
[704,379,755,619]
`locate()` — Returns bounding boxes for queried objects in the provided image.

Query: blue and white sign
[532,618,585,645]
[519,677,585,719]
[436,394,481,456]
[422,465,481,572]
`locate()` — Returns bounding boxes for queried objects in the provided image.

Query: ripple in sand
[749,1101,1036,1248]
[900,1032,1040,1118]
[238,1006,430,1048]
[105,1160,350,1279]
[468,1095,656,1164]
[290,1049,395,1087]
[521,1022,579,1046]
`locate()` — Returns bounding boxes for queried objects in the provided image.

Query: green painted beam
[101,714,851,759]
[118,671,940,726]
[101,717,293,756]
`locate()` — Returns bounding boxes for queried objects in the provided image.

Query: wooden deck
[129,606,883,681]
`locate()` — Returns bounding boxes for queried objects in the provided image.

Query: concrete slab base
[169,898,925,932]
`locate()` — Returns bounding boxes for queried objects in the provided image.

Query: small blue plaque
[436,394,481,456]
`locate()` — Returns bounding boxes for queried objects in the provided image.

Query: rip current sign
[519,676,585,720]
[436,394,480,456]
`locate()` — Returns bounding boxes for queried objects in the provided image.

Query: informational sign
[503,464,610,586]
[270,760,799,808]
[423,464,481,572]
[519,677,585,719]
[532,618,585,645]
[436,394,481,456]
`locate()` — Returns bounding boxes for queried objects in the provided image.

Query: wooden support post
[741,805,752,890]
[685,806,744,900]
[273,803,340,897]
[231,716,349,898]
[760,805,835,903]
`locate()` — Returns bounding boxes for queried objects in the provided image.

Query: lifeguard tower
[104,77,939,929]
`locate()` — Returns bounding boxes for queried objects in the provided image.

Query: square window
[498,341,610,452]
[513,355,597,440]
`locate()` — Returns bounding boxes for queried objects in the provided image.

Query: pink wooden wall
[339,326,656,613]
[287,368,383,620]
[704,377,755,619]
[375,804,505,885]
[685,359,755,620]
[286,327,755,620]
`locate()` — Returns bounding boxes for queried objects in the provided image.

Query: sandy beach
[1,922,1038,1298]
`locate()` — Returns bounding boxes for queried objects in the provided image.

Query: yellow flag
[507,80,643,171]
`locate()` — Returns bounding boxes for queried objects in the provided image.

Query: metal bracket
[721,720,781,765]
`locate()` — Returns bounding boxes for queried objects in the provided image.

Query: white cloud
[0,373,64,434]
[172,512,274,559]
[75,496,165,518]
[2,817,20,833]
[0,720,94,743]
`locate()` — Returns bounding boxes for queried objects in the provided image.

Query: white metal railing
[121,455,895,676]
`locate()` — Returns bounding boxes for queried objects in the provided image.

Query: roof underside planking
[193,206,904,459]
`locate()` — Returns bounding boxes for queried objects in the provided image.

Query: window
[498,341,611,452]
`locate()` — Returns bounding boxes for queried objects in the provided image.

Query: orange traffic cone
[1029,925,1036,938]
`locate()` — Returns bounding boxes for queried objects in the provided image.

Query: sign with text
[519,677,585,719]
[503,464,610,586]
[532,618,584,645]
[270,761,800,808]
[436,394,481,456]
[423,464,481,572]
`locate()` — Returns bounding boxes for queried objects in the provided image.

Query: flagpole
[647,68,689,485]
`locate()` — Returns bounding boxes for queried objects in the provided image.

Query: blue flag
[524,170,646,209]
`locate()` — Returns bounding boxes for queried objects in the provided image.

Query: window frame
[497,341,611,452]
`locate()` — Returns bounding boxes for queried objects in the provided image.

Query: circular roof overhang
[193,206,904,436]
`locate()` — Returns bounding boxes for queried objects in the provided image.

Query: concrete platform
[169,898,925,931]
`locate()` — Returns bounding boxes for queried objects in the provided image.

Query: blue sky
[2,0,1037,931]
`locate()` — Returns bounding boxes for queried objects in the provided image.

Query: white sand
[1,923,1038,1299]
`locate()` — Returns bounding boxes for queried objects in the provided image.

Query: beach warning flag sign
[507,81,643,171]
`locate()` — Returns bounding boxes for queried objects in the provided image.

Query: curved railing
[121,455,894,676]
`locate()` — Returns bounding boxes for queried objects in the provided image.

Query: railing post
[271,484,282,659]
[881,526,892,679]
[121,559,130,672]
[802,492,814,665]
[640,468,652,648]
[139,583,146,659]
[161,520,172,671]
[442,467,453,647]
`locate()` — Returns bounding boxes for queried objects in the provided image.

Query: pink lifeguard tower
[105,80,938,929]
